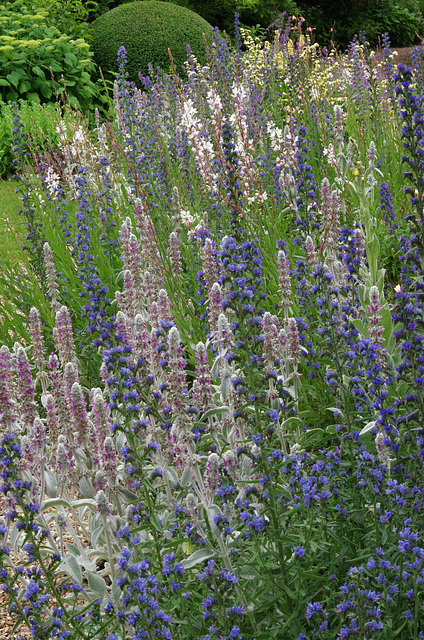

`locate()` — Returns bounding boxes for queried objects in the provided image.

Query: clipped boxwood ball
[91,1,213,84]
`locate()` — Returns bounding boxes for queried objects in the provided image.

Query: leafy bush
[169,0,298,35]
[31,0,97,39]
[91,0,214,83]
[0,0,97,108]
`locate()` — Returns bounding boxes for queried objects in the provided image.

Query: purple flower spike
[54,306,76,366]
[204,452,221,504]
[209,282,224,334]
[287,318,300,365]
[102,436,117,483]
[0,346,17,430]
[91,389,111,442]
[158,289,173,323]
[192,342,213,411]
[16,346,37,429]
[262,312,279,366]
[43,242,60,315]
[305,236,318,272]
[70,382,89,448]
[29,307,45,372]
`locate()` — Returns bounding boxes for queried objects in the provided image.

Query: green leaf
[32,66,45,79]
[40,84,52,99]
[0,79,10,87]
[87,572,107,602]
[64,53,78,67]
[5,91,19,102]
[26,92,40,103]
[49,61,63,73]
[6,70,24,88]
[68,95,80,107]
[19,80,31,93]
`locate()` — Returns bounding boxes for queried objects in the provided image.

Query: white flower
[180,209,195,227]
[45,166,60,195]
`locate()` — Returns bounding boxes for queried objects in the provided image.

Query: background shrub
[0,0,97,109]
[91,0,214,84]
[32,0,97,39]
[298,0,423,49]
[170,0,298,34]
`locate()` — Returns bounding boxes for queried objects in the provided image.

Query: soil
[389,45,423,66]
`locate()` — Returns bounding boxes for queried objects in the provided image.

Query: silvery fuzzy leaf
[42,498,71,511]
[90,513,102,532]
[285,385,296,399]
[10,523,21,554]
[77,557,97,572]
[165,468,178,485]
[71,498,97,510]
[62,553,82,584]
[66,543,80,557]
[119,488,138,502]
[180,464,193,488]
[112,581,122,603]
[181,548,216,569]
[206,505,222,529]
[74,448,87,464]
[200,407,229,421]
[41,394,50,408]
[116,432,127,450]
[79,477,95,499]
[90,549,109,561]
[241,455,252,476]
[74,356,82,374]
[91,526,104,549]
[107,515,119,533]
[220,375,231,401]
[351,318,368,337]
[87,572,107,602]
[44,469,58,499]
[359,420,376,436]
[211,352,225,380]
[326,407,344,417]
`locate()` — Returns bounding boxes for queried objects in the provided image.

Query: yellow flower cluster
[239,28,270,84]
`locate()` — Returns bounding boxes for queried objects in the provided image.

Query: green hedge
[91,1,214,84]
